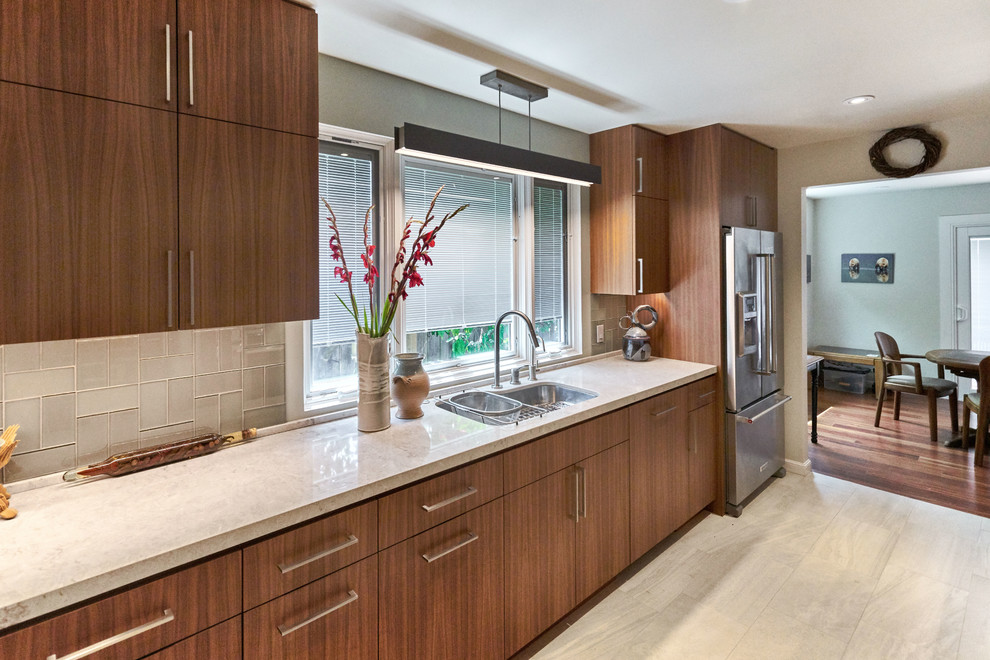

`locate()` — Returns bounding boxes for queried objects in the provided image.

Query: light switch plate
[596,324,605,343]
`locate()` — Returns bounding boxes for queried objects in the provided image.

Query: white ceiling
[311,0,990,149]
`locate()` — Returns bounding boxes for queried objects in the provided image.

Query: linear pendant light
[394,71,601,186]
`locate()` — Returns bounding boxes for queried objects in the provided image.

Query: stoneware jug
[392,353,430,419]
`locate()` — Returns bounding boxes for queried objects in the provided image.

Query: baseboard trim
[786,458,813,476]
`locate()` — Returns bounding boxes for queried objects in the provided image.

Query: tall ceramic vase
[356,331,391,432]
[392,353,430,419]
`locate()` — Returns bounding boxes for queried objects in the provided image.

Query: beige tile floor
[531,472,990,659]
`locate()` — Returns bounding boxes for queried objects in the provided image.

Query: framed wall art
[841,253,894,283]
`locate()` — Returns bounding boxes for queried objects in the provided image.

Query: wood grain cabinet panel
[0,82,177,344]
[590,125,670,294]
[244,555,378,660]
[143,617,242,660]
[719,126,777,231]
[378,454,503,548]
[503,466,577,656]
[0,552,240,660]
[574,441,630,604]
[0,0,176,109]
[629,388,689,559]
[176,0,318,136]
[379,500,504,660]
[686,377,719,514]
[178,115,319,329]
[243,500,378,610]
[503,408,628,492]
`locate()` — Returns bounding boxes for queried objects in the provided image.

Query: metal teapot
[619,305,658,361]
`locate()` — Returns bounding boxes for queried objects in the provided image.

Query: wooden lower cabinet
[575,442,631,603]
[379,499,504,660]
[504,442,631,656]
[687,381,719,514]
[244,555,378,660]
[629,389,689,559]
[0,552,240,660]
[144,617,241,660]
[503,465,577,655]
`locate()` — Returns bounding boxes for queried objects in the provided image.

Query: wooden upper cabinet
[0,0,176,109]
[178,115,319,328]
[634,126,667,199]
[177,0,318,137]
[719,126,777,231]
[590,125,670,295]
[0,83,177,345]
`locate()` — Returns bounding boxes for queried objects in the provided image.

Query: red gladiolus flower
[408,269,424,288]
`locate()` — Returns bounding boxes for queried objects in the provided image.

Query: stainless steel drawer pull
[167,250,174,328]
[697,391,716,404]
[577,465,587,519]
[187,31,195,106]
[188,250,195,326]
[638,258,644,293]
[47,609,175,660]
[651,406,677,418]
[422,532,478,563]
[421,486,477,512]
[636,157,643,193]
[277,590,358,637]
[573,468,581,521]
[165,24,171,102]
[277,534,359,574]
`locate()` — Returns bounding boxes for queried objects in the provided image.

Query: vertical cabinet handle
[188,251,196,326]
[578,465,587,519]
[636,157,643,193]
[167,250,174,328]
[277,591,358,637]
[573,468,581,522]
[187,31,195,106]
[745,195,758,227]
[165,24,171,103]
[47,609,175,660]
[637,258,644,293]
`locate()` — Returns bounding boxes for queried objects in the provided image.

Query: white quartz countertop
[0,355,715,630]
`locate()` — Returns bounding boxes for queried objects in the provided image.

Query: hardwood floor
[808,386,990,518]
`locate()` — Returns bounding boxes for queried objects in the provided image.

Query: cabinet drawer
[379,499,504,660]
[143,617,241,660]
[378,454,503,548]
[243,500,377,610]
[685,376,718,411]
[244,555,377,660]
[504,408,629,492]
[0,551,240,660]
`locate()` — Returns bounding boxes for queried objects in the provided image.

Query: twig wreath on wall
[868,126,942,178]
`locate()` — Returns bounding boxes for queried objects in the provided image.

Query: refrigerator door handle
[737,395,792,424]
[753,254,776,375]
[765,254,777,374]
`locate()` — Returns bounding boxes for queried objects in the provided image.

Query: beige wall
[778,113,990,468]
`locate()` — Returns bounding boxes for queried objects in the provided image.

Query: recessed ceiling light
[843,95,876,106]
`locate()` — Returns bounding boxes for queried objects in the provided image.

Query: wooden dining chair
[874,331,959,444]
[961,355,990,466]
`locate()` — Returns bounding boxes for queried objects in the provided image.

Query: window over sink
[297,124,581,414]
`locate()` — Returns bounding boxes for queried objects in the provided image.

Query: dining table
[925,348,990,447]
[925,349,990,381]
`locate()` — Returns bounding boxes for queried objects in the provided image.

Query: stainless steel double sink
[436,381,598,426]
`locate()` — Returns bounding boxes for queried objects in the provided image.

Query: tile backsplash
[590,294,628,355]
[1,324,287,485]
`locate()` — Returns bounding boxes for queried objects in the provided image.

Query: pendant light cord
[498,85,502,144]
[528,97,532,150]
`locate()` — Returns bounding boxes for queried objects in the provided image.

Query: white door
[946,217,990,395]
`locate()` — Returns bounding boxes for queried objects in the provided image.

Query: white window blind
[533,183,566,328]
[312,148,376,346]
[402,163,514,333]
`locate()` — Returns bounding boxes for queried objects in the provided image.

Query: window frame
[287,123,582,419]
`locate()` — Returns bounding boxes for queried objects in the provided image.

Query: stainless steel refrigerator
[723,226,791,516]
